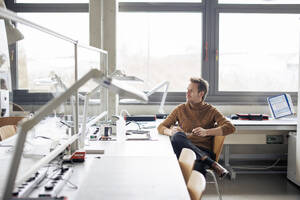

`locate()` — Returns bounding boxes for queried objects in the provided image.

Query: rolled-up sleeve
[157,107,179,135]
[213,109,236,136]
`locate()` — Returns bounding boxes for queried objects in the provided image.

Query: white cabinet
[287,132,300,185]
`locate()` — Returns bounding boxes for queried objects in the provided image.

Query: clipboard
[267,93,294,119]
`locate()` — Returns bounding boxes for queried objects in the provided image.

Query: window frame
[5,0,88,105]
[6,0,300,106]
[211,1,300,105]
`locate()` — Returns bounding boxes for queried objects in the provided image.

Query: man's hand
[164,126,184,136]
[192,127,209,137]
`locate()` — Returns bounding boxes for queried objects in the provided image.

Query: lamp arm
[146,81,169,114]
[80,84,103,148]
[159,82,169,114]
[3,69,105,200]
[146,81,169,97]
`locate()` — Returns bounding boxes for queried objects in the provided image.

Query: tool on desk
[99,135,116,141]
[38,167,73,198]
[12,168,48,198]
[103,125,112,137]
[124,115,156,122]
[126,130,151,140]
[88,126,101,141]
[231,113,269,120]
[126,133,151,140]
[126,130,150,135]
[85,149,105,154]
[63,150,85,163]
[155,113,168,119]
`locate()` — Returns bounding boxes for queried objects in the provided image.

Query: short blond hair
[190,77,209,100]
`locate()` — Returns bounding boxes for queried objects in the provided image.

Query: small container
[103,125,112,137]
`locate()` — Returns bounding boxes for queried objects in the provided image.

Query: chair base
[206,169,223,200]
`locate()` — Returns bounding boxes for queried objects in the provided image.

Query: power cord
[232,158,283,170]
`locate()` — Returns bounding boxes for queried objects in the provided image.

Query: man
[157,77,235,178]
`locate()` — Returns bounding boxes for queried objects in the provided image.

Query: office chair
[0,116,24,127]
[11,102,25,112]
[179,148,197,183]
[0,125,16,141]
[206,136,225,200]
[187,170,206,200]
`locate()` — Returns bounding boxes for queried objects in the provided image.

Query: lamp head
[0,0,24,44]
[98,76,148,102]
[111,69,144,82]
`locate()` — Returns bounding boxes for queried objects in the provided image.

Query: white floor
[202,174,300,200]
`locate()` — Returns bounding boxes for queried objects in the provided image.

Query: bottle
[116,116,126,141]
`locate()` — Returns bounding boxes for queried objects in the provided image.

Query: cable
[232,158,282,170]
[64,179,78,190]
[125,121,141,130]
[120,109,130,117]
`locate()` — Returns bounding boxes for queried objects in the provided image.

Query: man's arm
[157,107,181,136]
[192,108,236,137]
[192,126,223,137]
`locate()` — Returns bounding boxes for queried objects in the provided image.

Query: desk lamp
[0,0,24,44]
[111,69,144,82]
[3,69,148,200]
[120,81,169,114]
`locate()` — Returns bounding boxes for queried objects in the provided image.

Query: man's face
[186,82,203,104]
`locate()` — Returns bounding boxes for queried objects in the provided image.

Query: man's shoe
[211,162,229,178]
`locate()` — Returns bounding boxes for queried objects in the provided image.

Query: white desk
[86,130,174,157]
[0,121,190,200]
[230,118,297,131]
[224,118,297,180]
[73,156,189,200]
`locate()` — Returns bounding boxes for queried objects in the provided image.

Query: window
[219,13,299,92]
[8,0,300,105]
[117,12,202,92]
[5,1,89,104]
[17,13,89,92]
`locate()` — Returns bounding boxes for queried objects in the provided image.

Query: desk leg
[224,144,236,180]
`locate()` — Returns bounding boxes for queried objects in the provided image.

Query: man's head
[186,77,209,104]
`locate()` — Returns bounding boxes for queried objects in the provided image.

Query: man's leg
[171,132,228,178]
[171,132,212,160]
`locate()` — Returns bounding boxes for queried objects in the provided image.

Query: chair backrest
[0,116,24,127]
[179,148,197,183]
[0,125,17,141]
[213,136,225,162]
[187,170,206,200]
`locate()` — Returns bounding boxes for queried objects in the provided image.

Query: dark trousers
[171,132,216,176]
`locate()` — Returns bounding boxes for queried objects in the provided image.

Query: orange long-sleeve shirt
[157,102,236,150]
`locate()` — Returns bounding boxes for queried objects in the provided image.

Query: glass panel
[77,46,102,93]
[117,12,202,92]
[17,13,89,92]
[219,13,299,92]
[16,0,88,3]
[219,0,300,4]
